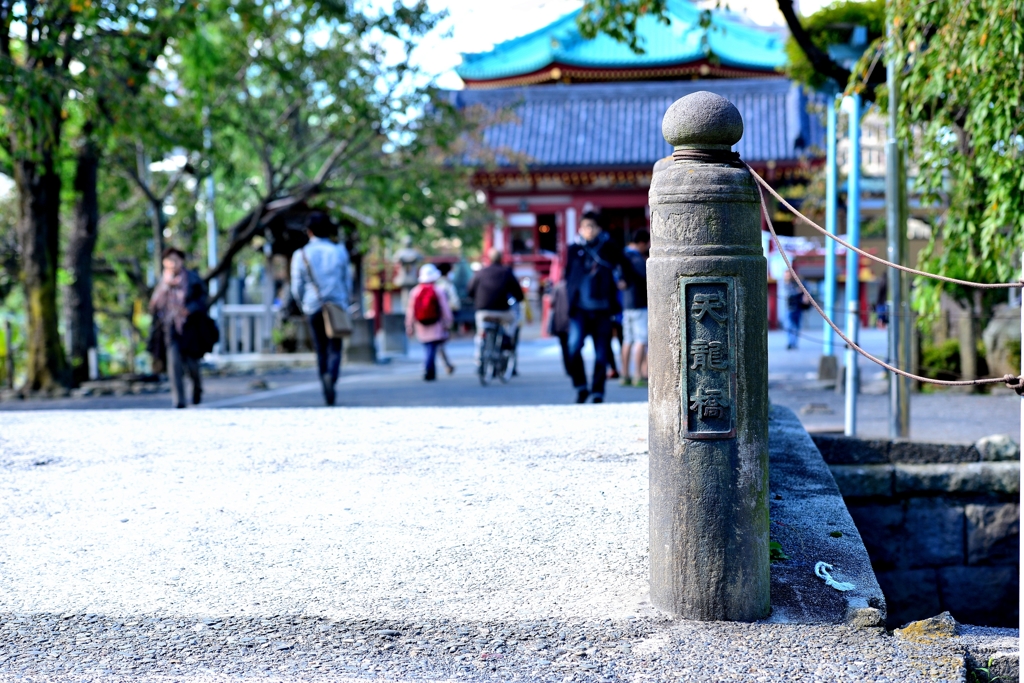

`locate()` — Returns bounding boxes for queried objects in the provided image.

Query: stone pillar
[344,317,378,364]
[377,312,408,356]
[647,92,770,621]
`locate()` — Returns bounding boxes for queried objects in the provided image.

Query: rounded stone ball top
[662,91,743,148]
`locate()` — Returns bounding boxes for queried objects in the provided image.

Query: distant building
[446,2,824,297]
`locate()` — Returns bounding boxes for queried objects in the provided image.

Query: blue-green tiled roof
[456,1,787,82]
[446,79,824,168]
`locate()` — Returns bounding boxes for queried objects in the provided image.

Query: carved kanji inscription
[680,277,736,439]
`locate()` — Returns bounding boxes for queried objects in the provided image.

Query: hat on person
[418,263,441,284]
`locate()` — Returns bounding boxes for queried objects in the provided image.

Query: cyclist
[468,248,524,368]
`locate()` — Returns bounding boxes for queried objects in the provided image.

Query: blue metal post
[844,94,862,437]
[823,98,838,356]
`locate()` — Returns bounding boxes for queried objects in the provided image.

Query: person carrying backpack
[564,211,623,403]
[405,263,453,381]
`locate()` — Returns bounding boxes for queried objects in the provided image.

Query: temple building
[446,1,824,302]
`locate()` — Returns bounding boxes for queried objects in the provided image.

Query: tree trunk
[65,132,100,385]
[12,123,67,392]
[151,204,166,277]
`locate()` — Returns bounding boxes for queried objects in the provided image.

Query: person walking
[784,270,810,350]
[546,259,572,376]
[406,263,453,381]
[149,247,211,409]
[434,262,460,375]
[564,211,622,403]
[606,312,622,380]
[290,214,351,406]
[468,249,524,369]
[619,229,650,387]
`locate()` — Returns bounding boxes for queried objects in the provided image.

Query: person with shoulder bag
[290,214,352,406]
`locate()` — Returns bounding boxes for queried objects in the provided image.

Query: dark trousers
[606,322,620,374]
[308,311,343,384]
[786,308,802,348]
[567,310,612,397]
[167,336,201,408]
[423,340,441,380]
[557,332,571,376]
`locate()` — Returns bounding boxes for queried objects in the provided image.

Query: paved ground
[1,324,1017,446]
[767,326,1022,444]
[0,404,998,682]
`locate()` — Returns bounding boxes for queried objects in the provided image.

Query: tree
[782,1,884,92]
[578,0,881,94]
[0,1,192,390]
[65,123,101,384]
[2,0,473,384]
[887,0,1024,379]
[63,7,192,384]
[0,2,72,391]
[167,0,476,297]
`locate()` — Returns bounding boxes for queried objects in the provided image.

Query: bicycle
[478,317,516,386]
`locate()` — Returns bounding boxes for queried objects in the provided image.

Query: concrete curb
[767,405,886,627]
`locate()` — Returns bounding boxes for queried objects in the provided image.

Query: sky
[412,0,837,90]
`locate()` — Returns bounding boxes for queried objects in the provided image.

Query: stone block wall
[813,435,1019,629]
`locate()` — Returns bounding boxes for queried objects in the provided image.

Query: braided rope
[751,172,1024,392]
[745,165,1024,291]
[814,562,855,592]
[673,149,742,165]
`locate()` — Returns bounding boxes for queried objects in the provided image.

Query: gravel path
[0,405,977,681]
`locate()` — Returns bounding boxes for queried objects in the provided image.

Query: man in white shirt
[290,214,351,406]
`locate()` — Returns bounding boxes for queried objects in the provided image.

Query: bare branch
[317,132,380,184]
[122,155,158,205]
[312,139,352,188]
[99,194,144,225]
[276,133,333,183]
[123,169,158,205]
[776,0,852,92]
[158,164,188,202]
[272,99,303,129]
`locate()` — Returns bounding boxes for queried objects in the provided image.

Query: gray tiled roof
[446,78,823,168]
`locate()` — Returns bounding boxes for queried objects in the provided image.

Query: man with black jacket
[149,247,210,408]
[564,212,623,403]
[468,248,524,365]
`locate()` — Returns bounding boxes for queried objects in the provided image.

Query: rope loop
[746,163,1024,392]
[814,562,856,592]
[745,164,1023,291]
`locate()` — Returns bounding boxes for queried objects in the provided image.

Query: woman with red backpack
[405,263,453,381]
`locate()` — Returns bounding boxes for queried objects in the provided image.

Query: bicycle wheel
[498,333,514,383]
[510,329,520,377]
[478,327,496,386]
[489,337,505,381]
